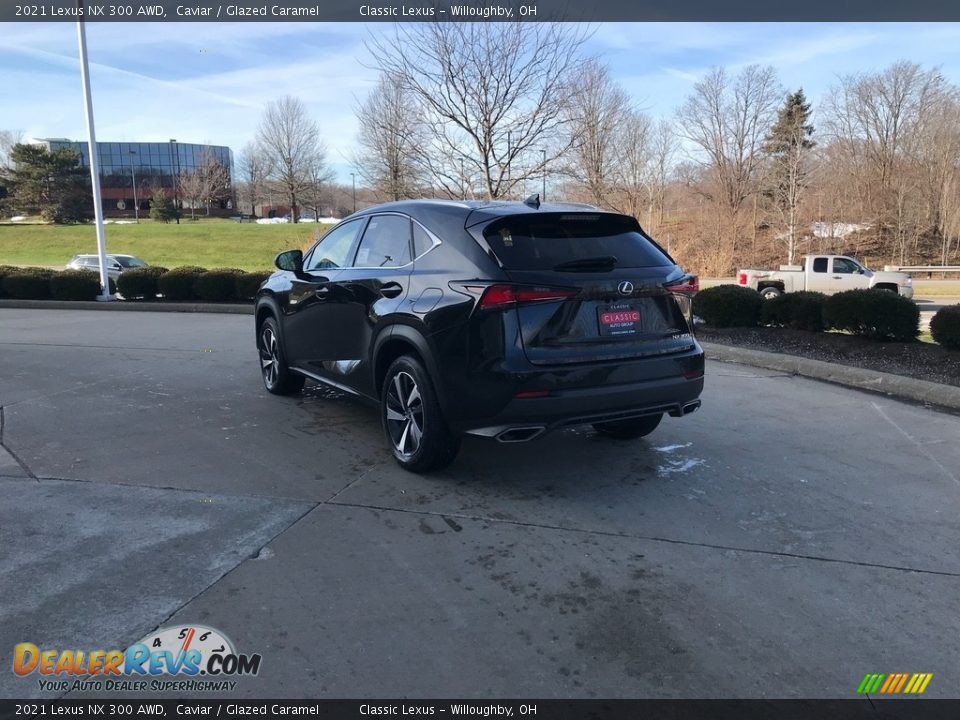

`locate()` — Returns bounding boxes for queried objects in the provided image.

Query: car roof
[348,198,603,221]
[74,253,136,258]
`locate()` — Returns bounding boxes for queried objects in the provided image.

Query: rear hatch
[473,212,696,366]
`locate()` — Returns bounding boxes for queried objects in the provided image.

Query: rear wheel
[382,355,460,473]
[593,413,663,440]
[760,286,782,300]
[258,317,304,395]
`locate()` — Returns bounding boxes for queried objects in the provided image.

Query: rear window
[481,213,672,270]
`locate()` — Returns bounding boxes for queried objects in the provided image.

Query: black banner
[2,0,960,22]
[2,700,960,720]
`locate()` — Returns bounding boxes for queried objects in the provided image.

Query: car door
[281,217,367,372]
[315,213,414,396]
[806,257,833,293]
[831,257,867,291]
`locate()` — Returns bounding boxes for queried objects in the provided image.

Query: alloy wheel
[259,326,279,389]
[384,371,424,457]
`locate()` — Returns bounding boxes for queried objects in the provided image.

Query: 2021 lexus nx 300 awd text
[255,198,704,472]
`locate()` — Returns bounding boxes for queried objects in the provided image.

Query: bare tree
[368,22,590,200]
[608,110,652,220]
[256,96,328,223]
[1,129,23,170]
[178,168,206,220]
[301,159,336,223]
[823,61,951,263]
[564,60,631,206]
[645,118,677,233]
[355,72,428,202]
[677,65,781,273]
[235,141,273,217]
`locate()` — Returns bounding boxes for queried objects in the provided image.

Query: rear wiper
[553,255,618,272]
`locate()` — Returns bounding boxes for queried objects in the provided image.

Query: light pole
[350,172,356,213]
[76,2,111,301]
[128,149,139,223]
[460,157,465,200]
[541,148,546,202]
[169,139,180,224]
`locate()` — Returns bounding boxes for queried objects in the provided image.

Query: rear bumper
[459,371,704,440]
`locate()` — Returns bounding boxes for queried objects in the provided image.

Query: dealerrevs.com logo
[13,624,261,692]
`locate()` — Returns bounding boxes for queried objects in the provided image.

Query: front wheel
[593,413,663,439]
[760,286,782,300]
[382,355,461,473]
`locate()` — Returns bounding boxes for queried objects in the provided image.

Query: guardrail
[883,265,960,273]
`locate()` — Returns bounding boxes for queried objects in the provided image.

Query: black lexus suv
[255,198,704,472]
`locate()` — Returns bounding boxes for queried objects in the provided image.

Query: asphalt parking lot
[1,309,959,699]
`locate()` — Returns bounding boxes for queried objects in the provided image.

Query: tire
[593,413,663,440]
[760,286,782,300]
[257,316,305,395]
[382,355,460,473]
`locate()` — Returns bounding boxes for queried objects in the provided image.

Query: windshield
[114,256,147,268]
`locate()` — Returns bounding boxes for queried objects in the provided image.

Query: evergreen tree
[7,144,92,223]
[149,188,177,223]
[764,89,815,265]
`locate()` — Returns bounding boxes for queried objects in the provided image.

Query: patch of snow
[657,458,705,475]
[654,442,692,453]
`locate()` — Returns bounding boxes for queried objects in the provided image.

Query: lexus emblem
[617,281,634,296]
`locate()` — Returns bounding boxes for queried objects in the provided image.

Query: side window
[304,219,364,272]
[812,258,828,273]
[833,258,858,274]
[353,215,412,268]
[412,222,435,258]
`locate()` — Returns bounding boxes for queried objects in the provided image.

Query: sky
[2,22,960,182]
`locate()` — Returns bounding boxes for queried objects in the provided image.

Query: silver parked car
[67,254,149,280]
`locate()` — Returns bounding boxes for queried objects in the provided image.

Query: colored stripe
[917,674,933,694]
[880,674,896,693]
[870,674,886,694]
[856,674,873,694]
[894,674,909,693]
[904,674,919,694]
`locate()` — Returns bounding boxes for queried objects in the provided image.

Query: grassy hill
[0,219,334,271]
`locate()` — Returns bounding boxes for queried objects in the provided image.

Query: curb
[700,341,960,412]
[0,299,254,315]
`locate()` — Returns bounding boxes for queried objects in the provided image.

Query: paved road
[1,310,959,699]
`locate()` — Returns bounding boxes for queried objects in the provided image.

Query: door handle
[832,276,842,279]
[379,282,403,299]
[314,286,330,298]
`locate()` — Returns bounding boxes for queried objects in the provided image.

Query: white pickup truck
[737,255,913,300]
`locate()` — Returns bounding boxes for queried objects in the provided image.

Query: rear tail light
[684,369,705,380]
[738,273,748,285]
[515,390,551,399]
[476,284,578,310]
[665,275,699,296]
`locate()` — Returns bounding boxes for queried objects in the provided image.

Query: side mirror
[275,249,304,274]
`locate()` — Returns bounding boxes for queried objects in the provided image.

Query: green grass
[0,219,334,272]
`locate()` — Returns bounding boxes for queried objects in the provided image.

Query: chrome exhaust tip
[496,426,546,443]
[669,400,701,418]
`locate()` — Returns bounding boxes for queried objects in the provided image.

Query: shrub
[692,284,762,328]
[823,289,919,342]
[1,268,56,299]
[158,266,207,301]
[195,268,246,302]
[117,266,168,300]
[0,265,21,298]
[236,271,272,301]
[930,305,960,350]
[761,291,828,332]
[49,269,100,301]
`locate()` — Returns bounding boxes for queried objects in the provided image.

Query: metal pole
[129,150,139,223]
[351,172,356,213]
[460,157,465,200]
[541,148,546,202]
[76,5,112,301]
[170,139,180,224]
